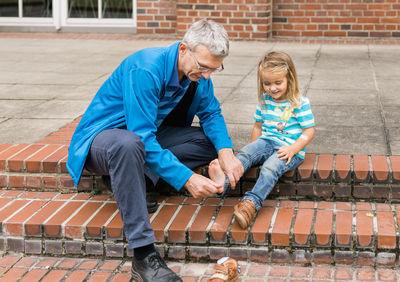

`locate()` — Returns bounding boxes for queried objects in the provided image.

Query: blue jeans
[224,138,303,211]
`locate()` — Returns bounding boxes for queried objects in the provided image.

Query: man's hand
[184,173,223,198]
[218,148,244,189]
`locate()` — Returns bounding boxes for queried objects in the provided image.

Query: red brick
[105,212,123,239]
[204,198,221,205]
[298,201,314,209]
[25,145,63,172]
[65,270,90,282]
[14,256,37,267]
[293,208,314,246]
[25,176,42,188]
[20,269,47,282]
[230,215,249,244]
[0,144,13,154]
[316,154,333,181]
[0,144,30,171]
[2,190,23,197]
[7,144,45,172]
[65,201,102,239]
[250,207,274,244]
[87,272,112,282]
[298,153,315,180]
[356,268,375,281]
[0,174,6,187]
[188,205,216,243]
[168,205,197,243]
[151,204,178,242]
[280,200,296,208]
[42,176,58,189]
[25,201,65,236]
[271,207,294,246]
[335,155,351,182]
[4,200,47,236]
[41,269,68,282]
[0,199,29,226]
[314,209,333,246]
[184,197,203,204]
[111,273,132,282]
[390,156,400,182]
[377,211,396,249]
[42,146,68,173]
[210,206,234,243]
[57,258,80,269]
[167,196,185,204]
[78,259,100,269]
[335,211,353,247]
[86,203,118,238]
[336,202,352,210]
[9,175,25,188]
[36,191,57,199]
[223,198,240,206]
[0,268,27,281]
[371,155,389,182]
[0,255,20,267]
[45,201,84,237]
[356,211,374,248]
[0,197,12,212]
[353,155,370,182]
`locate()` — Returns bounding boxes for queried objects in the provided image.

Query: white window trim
[0,0,137,30]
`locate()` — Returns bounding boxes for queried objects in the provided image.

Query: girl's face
[261,69,288,102]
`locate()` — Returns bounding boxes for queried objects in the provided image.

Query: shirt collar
[167,42,190,90]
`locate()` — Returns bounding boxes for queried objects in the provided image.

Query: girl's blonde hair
[257,51,301,108]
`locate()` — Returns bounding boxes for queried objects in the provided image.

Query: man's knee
[108,130,146,162]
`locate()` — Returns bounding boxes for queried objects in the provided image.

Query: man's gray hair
[182,19,229,58]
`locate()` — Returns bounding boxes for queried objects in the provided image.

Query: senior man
[67,19,243,281]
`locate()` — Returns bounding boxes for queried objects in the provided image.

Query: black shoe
[131,251,182,282]
[147,195,158,214]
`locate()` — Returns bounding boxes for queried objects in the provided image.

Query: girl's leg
[244,152,303,210]
[208,138,275,194]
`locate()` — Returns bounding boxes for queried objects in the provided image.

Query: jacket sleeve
[195,81,234,152]
[122,68,194,190]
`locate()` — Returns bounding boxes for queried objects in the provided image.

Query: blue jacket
[67,42,233,190]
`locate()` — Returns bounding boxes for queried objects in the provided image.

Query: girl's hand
[277,145,296,165]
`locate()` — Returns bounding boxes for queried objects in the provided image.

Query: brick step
[0,189,400,267]
[0,143,399,201]
[0,117,399,200]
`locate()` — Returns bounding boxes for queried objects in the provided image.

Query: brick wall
[272,0,400,38]
[136,0,177,34]
[137,0,272,40]
[136,0,400,40]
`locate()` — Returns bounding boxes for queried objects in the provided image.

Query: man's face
[179,44,224,81]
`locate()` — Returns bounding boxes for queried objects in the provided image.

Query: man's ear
[179,43,188,55]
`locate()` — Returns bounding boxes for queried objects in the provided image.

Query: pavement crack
[303,44,322,98]
[368,44,391,155]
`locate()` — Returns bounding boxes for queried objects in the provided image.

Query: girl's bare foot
[208,159,226,187]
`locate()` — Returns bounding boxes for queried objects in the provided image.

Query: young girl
[209,51,315,229]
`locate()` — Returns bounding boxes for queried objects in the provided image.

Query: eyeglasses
[188,50,224,73]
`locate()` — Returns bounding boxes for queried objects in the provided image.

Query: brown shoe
[209,257,240,281]
[233,200,255,229]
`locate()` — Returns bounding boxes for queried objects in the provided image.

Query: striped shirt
[253,94,315,158]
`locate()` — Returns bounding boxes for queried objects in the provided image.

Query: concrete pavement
[0,35,399,155]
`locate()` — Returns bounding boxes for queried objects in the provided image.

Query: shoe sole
[233,210,248,229]
[131,269,144,282]
[147,204,158,214]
